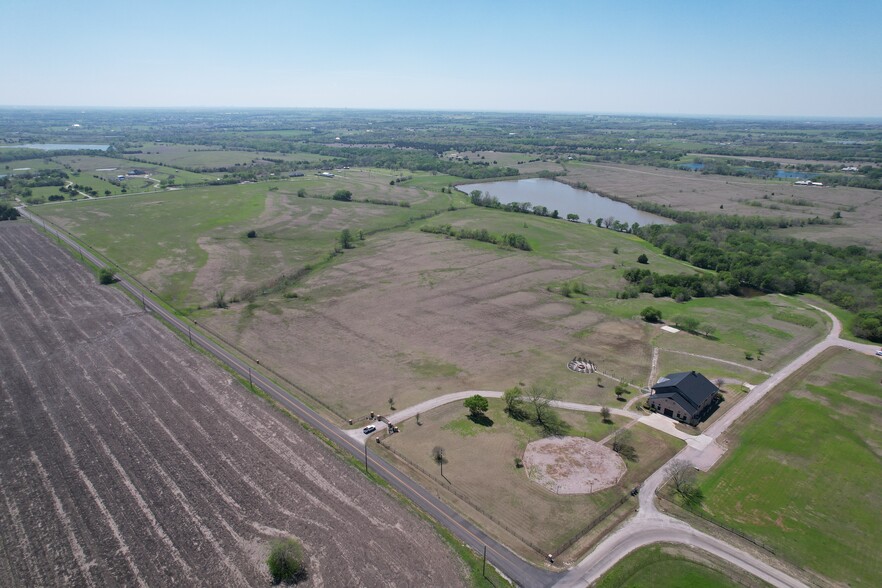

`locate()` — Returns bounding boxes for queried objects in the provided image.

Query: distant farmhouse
[649,371,718,425]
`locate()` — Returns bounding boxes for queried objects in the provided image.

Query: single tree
[246,229,257,238]
[637,253,649,264]
[603,216,615,229]
[339,229,353,249]
[266,537,307,584]
[214,290,227,309]
[503,386,524,417]
[612,429,638,461]
[463,394,489,417]
[669,460,696,494]
[640,306,662,323]
[98,267,115,285]
[595,217,603,227]
[600,406,612,423]
[566,213,579,221]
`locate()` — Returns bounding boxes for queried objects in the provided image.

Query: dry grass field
[562,161,882,249]
[0,222,466,587]
[377,400,682,560]
[36,176,825,421]
[203,228,655,419]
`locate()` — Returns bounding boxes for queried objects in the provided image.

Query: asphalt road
[22,209,880,587]
[19,210,560,588]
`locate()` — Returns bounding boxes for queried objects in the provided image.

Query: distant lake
[1,143,110,151]
[775,170,817,179]
[457,178,673,226]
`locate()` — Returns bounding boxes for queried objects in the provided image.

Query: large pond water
[457,178,674,226]
[1,143,110,151]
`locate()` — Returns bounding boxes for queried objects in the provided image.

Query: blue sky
[3,0,881,117]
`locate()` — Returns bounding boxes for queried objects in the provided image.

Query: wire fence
[654,487,776,555]
[380,440,635,559]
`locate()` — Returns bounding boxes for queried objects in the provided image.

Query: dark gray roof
[652,371,717,411]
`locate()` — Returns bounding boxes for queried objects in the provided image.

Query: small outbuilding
[649,371,718,425]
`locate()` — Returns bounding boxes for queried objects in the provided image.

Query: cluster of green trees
[420,224,531,251]
[623,267,740,302]
[629,223,882,340]
[468,190,561,218]
[0,203,19,220]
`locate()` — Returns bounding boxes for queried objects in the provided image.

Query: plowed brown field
[0,222,465,587]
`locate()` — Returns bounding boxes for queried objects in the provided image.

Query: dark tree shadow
[467,414,494,427]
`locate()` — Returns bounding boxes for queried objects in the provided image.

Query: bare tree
[669,460,697,494]
[600,406,612,423]
[603,216,615,229]
[527,385,555,427]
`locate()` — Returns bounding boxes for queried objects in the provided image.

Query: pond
[1,143,110,151]
[457,178,673,226]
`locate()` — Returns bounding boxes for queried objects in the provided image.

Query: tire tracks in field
[0,333,149,588]
[28,451,97,588]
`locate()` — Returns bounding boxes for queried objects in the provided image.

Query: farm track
[0,222,467,587]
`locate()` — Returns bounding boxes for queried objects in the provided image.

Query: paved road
[556,300,878,588]
[19,210,561,588]
[23,210,880,587]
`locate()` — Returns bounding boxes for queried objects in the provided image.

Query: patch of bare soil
[523,437,626,494]
[0,223,465,588]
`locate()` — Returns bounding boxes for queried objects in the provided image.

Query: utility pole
[364,443,368,474]
[248,367,253,390]
[188,326,192,346]
[482,545,487,577]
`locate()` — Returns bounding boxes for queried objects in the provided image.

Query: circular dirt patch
[522,437,626,495]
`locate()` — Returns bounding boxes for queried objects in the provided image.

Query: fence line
[380,440,635,558]
[654,489,776,555]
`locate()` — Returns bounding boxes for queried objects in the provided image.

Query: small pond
[457,178,673,226]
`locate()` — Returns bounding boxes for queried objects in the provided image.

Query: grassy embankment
[593,543,768,588]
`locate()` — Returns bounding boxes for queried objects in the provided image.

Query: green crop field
[696,349,882,587]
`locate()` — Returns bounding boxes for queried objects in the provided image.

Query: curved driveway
[23,209,880,588]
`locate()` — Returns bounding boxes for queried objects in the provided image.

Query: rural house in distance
[649,371,718,425]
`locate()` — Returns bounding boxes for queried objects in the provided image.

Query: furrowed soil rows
[0,222,465,587]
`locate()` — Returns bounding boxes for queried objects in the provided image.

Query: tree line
[631,223,882,341]
[420,224,531,251]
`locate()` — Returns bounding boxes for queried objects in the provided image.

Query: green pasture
[594,544,752,588]
[2,158,65,173]
[35,178,450,306]
[697,350,882,587]
[54,155,212,185]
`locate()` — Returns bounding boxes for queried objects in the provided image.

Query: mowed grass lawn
[381,399,682,556]
[697,349,882,586]
[594,544,761,588]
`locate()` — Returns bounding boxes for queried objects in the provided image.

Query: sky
[3,0,881,118]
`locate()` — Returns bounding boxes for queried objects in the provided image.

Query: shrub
[332,189,352,202]
[637,253,649,264]
[266,537,307,584]
[98,267,115,285]
[246,229,257,238]
[640,306,662,323]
